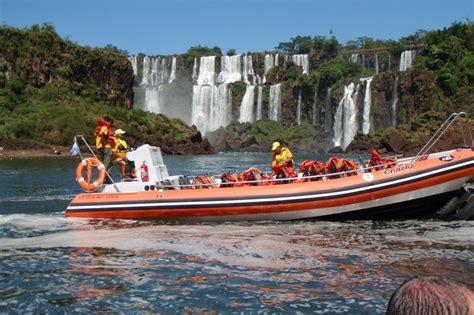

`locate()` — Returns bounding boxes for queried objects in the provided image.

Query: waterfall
[239,85,255,123]
[191,84,231,135]
[168,57,176,83]
[361,77,373,134]
[264,54,274,73]
[274,54,279,67]
[296,90,302,124]
[312,90,319,126]
[197,56,216,85]
[242,55,255,84]
[218,55,242,84]
[325,88,332,132]
[391,75,399,127]
[291,54,309,74]
[349,53,358,63]
[192,58,198,82]
[256,85,263,121]
[333,83,357,150]
[136,56,177,115]
[191,56,232,135]
[128,56,138,76]
[375,53,379,74]
[144,85,165,113]
[400,50,413,71]
[269,84,281,121]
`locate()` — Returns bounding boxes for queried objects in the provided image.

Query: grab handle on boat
[412,112,471,162]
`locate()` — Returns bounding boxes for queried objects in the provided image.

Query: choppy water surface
[0,155,473,313]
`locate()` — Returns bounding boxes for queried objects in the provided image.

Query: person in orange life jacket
[95,116,114,183]
[271,142,297,179]
[112,129,135,179]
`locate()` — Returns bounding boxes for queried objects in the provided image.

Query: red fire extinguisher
[140,161,149,182]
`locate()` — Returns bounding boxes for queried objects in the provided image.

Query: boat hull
[65,150,474,221]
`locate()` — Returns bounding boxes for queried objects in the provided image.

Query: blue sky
[1,0,472,56]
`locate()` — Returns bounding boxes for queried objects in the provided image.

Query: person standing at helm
[271,141,296,179]
[95,116,114,183]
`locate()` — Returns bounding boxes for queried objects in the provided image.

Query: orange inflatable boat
[65,113,474,221]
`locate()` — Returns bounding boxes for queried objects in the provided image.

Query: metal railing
[412,112,471,162]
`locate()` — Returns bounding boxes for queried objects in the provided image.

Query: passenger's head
[114,129,126,138]
[272,141,281,154]
[386,276,474,315]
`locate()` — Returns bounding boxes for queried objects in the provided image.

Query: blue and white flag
[70,138,80,156]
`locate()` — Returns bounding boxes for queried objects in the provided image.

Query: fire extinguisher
[140,161,149,182]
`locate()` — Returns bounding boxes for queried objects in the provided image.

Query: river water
[0,153,473,313]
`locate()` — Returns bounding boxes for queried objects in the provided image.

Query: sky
[0,0,472,56]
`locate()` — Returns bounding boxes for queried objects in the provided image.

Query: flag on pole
[70,137,80,156]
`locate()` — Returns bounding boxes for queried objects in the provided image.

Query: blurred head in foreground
[386,276,474,315]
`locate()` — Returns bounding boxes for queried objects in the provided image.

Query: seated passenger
[112,129,135,179]
[368,149,396,172]
[271,142,297,181]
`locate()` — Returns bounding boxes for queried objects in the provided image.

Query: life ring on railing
[76,157,105,192]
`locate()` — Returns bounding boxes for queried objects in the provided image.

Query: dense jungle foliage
[0,24,204,151]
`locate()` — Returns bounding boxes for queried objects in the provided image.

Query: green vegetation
[0,24,203,150]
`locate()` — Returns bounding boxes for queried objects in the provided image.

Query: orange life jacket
[368,149,396,171]
[95,118,115,147]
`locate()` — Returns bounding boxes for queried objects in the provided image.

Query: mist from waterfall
[333,83,357,150]
[361,77,373,134]
[269,84,281,121]
[135,56,178,116]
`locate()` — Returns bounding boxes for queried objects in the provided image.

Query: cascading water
[350,53,358,63]
[296,90,302,124]
[136,56,177,115]
[191,84,231,135]
[191,56,232,135]
[361,77,373,135]
[375,54,379,74]
[291,54,309,74]
[400,50,413,71]
[128,56,138,76]
[333,83,357,150]
[242,55,255,84]
[218,55,242,84]
[197,56,216,85]
[264,54,275,73]
[256,86,263,121]
[391,75,399,127]
[239,85,255,123]
[192,58,198,82]
[168,57,176,83]
[269,84,281,121]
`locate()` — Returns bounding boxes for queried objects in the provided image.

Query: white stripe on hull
[181,177,469,221]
